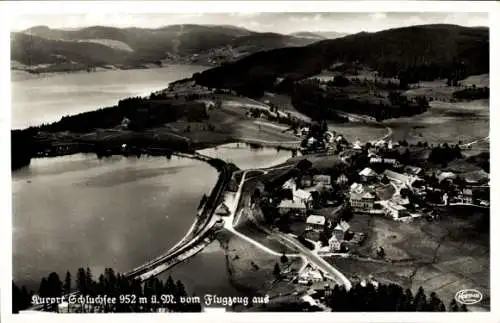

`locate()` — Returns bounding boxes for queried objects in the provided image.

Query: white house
[307,137,317,146]
[353,139,363,150]
[293,189,313,204]
[332,220,350,241]
[380,201,410,220]
[336,174,349,186]
[350,191,376,212]
[306,215,326,231]
[282,178,297,191]
[300,127,310,137]
[383,169,421,187]
[370,157,398,166]
[329,235,341,252]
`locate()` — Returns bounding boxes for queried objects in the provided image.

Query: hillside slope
[12,24,320,71]
[195,24,489,88]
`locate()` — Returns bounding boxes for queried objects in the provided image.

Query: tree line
[452,87,489,100]
[325,283,468,312]
[12,267,201,313]
[287,81,429,123]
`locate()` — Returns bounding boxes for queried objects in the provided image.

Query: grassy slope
[332,207,489,310]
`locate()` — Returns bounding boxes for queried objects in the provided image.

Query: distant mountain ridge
[290,31,349,40]
[12,24,332,73]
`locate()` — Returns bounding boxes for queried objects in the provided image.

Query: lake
[12,145,293,298]
[11,65,209,129]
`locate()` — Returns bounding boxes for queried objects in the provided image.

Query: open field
[384,99,489,145]
[329,207,489,310]
[217,230,303,296]
[328,122,388,143]
[160,95,301,148]
[260,92,312,123]
[236,215,298,254]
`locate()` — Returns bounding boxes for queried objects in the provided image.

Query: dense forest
[288,80,429,122]
[194,24,488,92]
[452,86,489,100]
[325,283,467,312]
[11,94,209,170]
[13,268,469,313]
[11,25,317,72]
[12,267,201,313]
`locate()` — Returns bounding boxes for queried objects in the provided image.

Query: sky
[10,12,489,34]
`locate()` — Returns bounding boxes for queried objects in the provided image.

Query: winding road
[223,170,352,290]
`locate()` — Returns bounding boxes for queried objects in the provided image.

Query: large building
[293,189,314,206]
[379,201,411,220]
[350,187,376,212]
[306,215,326,231]
[278,199,308,216]
[383,169,421,187]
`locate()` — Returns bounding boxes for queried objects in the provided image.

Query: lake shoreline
[11,63,214,82]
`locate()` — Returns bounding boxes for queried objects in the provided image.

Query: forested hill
[11,24,320,71]
[194,24,489,89]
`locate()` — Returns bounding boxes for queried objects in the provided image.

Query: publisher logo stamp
[455,289,483,305]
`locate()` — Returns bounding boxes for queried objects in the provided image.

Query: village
[238,117,490,294]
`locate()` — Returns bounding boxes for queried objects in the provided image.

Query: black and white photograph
[1,1,496,319]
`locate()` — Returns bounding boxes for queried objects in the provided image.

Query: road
[124,161,232,279]
[27,156,231,312]
[224,170,351,290]
[277,233,352,289]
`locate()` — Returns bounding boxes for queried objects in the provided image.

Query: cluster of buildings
[277,174,334,216]
[299,126,349,155]
[348,167,424,222]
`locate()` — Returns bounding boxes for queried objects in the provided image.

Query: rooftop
[350,182,364,194]
[294,189,312,200]
[282,178,296,189]
[383,169,420,185]
[384,201,407,211]
[334,220,350,232]
[404,165,422,175]
[362,192,376,199]
[278,199,307,209]
[359,167,378,177]
[437,171,456,182]
[306,215,326,226]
